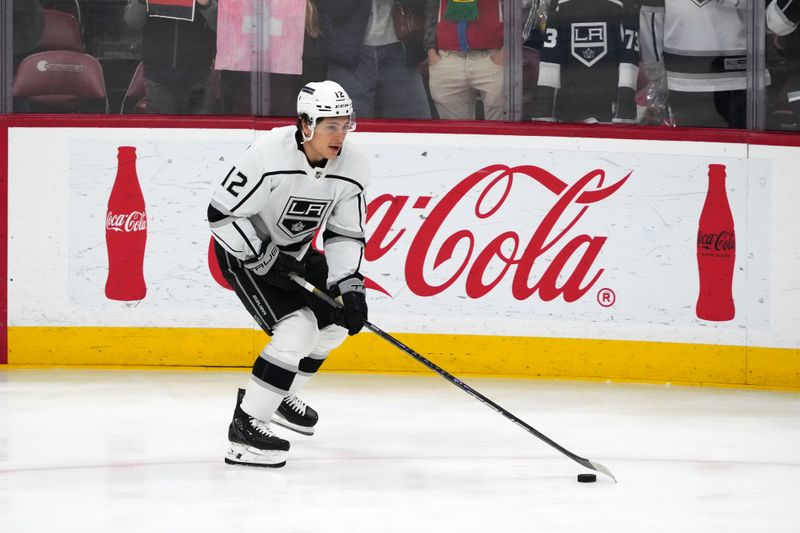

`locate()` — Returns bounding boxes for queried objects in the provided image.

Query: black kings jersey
[531,0,639,123]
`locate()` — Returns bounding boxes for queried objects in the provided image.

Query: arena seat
[36,9,84,52]
[13,50,108,113]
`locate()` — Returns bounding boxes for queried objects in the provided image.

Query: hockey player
[208,80,370,467]
[529,0,640,123]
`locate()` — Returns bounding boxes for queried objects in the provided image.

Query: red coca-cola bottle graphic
[105,146,147,301]
[696,163,735,321]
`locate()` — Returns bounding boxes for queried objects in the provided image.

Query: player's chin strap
[288,273,618,483]
[300,125,315,144]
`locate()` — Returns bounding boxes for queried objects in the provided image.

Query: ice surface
[1,369,798,533]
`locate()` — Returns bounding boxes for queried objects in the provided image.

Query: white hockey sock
[288,374,312,395]
[241,379,284,421]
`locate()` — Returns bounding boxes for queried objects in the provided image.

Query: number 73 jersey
[208,125,370,286]
[531,0,640,123]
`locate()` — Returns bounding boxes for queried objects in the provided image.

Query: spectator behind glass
[217,0,324,116]
[639,0,747,128]
[124,0,218,114]
[316,0,431,119]
[265,0,328,116]
[424,0,505,120]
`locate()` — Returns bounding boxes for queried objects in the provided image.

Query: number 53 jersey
[208,125,370,287]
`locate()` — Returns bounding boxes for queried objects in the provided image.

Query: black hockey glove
[332,274,368,335]
[244,239,305,290]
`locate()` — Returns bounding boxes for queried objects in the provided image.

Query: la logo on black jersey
[278,196,332,238]
[571,22,607,67]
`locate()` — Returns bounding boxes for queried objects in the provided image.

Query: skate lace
[284,395,307,415]
[249,417,275,436]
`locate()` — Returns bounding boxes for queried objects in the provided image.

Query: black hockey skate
[225,388,290,468]
[271,395,319,436]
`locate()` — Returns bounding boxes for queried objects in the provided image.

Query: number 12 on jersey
[221,167,248,197]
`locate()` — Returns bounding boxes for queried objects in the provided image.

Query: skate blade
[271,414,315,436]
[225,443,287,468]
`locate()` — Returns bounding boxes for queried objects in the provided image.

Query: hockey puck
[577,473,597,483]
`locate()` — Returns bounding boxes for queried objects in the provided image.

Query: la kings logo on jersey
[571,22,607,67]
[278,196,332,238]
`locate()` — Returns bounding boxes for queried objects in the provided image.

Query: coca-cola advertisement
[7,128,765,346]
[105,146,147,301]
[65,135,255,326]
[696,164,736,321]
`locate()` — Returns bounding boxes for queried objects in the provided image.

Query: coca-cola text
[209,164,630,304]
[697,231,735,252]
[106,211,147,232]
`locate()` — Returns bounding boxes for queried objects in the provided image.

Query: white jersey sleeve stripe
[618,62,639,89]
[325,241,365,288]
[209,217,235,229]
[325,222,365,240]
[537,62,561,89]
[324,235,366,247]
[209,198,232,216]
[232,221,260,256]
[210,229,243,255]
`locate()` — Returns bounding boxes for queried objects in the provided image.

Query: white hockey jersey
[208,125,370,287]
[639,0,747,92]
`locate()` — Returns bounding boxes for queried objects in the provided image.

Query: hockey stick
[289,273,617,482]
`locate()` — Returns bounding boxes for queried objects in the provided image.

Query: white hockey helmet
[297,80,356,133]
